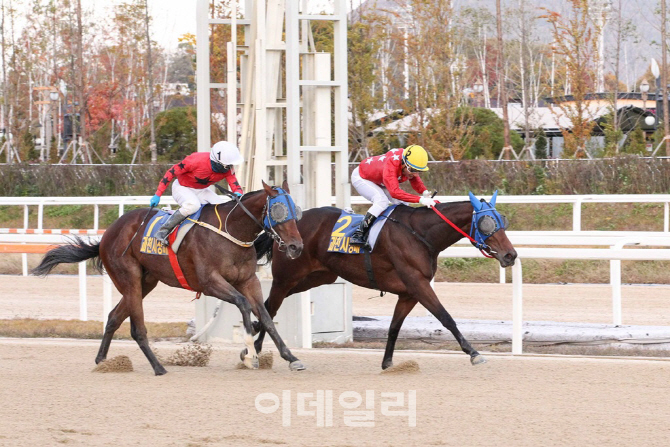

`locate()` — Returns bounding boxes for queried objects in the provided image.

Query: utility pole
[76,0,88,162]
[145,0,157,163]
[496,0,516,160]
[663,0,670,156]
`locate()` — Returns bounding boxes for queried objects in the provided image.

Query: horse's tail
[254,232,274,265]
[31,236,104,277]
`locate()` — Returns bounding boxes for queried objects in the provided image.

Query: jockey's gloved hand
[422,190,432,198]
[233,191,243,198]
[150,195,160,207]
[419,197,436,208]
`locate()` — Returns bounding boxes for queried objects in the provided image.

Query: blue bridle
[468,190,509,252]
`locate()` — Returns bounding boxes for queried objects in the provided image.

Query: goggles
[211,160,232,173]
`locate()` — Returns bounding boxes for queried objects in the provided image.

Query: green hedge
[2,156,670,197]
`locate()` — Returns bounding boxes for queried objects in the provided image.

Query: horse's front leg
[236,277,306,371]
[203,275,259,369]
[409,279,486,365]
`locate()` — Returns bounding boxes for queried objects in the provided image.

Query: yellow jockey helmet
[402,145,429,171]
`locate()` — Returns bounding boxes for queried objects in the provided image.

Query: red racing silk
[357,148,427,203]
[154,152,243,196]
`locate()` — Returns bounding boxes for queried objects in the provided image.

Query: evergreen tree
[623,127,646,155]
[534,128,548,159]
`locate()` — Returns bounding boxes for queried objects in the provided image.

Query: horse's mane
[254,232,274,264]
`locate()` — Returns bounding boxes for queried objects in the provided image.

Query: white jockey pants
[351,167,404,217]
[171,179,230,216]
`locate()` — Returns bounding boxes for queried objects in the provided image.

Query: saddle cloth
[327,205,397,254]
[140,206,204,255]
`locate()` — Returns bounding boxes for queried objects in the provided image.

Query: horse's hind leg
[95,273,159,365]
[96,299,129,364]
[127,292,167,375]
[381,295,418,370]
[411,280,485,365]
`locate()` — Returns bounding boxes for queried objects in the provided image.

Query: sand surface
[1,338,669,446]
[2,275,670,326]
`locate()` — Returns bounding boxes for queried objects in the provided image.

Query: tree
[144,0,156,163]
[140,106,196,162]
[542,0,600,158]
[495,0,514,159]
[622,126,646,155]
[381,0,475,161]
[348,14,385,160]
[455,107,524,159]
[534,128,548,159]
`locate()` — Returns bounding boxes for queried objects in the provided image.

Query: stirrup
[349,231,367,245]
[156,230,171,246]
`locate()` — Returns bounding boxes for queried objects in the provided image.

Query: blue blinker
[263,187,302,229]
[468,191,509,250]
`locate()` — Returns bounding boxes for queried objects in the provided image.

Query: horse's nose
[503,250,517,266]
[287,243,303,259]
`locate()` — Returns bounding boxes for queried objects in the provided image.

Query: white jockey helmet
[210,141,244,166]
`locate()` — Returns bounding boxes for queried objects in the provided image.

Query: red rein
[430,203,495,259]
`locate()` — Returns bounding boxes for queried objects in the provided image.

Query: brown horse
[252,193,517,369]
[32,181,306,375]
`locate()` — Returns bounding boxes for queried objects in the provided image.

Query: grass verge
[0,319,188,341]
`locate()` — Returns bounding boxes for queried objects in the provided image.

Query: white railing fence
[347,194,670,233]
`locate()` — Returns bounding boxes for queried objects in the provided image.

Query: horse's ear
[468,191,482,211]
[490,190,498,207]
[282,179,290,194]
[262,180,275,196]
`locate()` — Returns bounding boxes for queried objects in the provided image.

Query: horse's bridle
[215,185,301,251]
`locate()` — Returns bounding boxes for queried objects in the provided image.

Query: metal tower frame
[196,0,350,209]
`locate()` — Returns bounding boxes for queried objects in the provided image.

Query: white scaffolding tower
[196,0,350,209]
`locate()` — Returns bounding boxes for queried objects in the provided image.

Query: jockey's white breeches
[351,167,405,217]
[171,179,230,217]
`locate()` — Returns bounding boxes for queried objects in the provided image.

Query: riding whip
[121,205,155,257]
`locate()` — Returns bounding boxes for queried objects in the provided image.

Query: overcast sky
[90,1,364,52]
[91,0,196,52]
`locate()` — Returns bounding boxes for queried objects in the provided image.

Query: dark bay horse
[253,193,517,369]
[32,181,306,375]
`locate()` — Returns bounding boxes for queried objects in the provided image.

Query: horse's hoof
[471,354,487,365]
[154,367,168,376]
[244,355,259,370]
[381,361,393,370]
[289,361,306,371]
[95,357,104,365]
[240,348,248,362]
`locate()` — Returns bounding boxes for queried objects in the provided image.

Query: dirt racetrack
[1,338,670,446]
[2,276,670,445]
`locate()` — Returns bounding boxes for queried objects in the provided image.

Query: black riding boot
[155,211,188,246]
[349,212,377,245]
